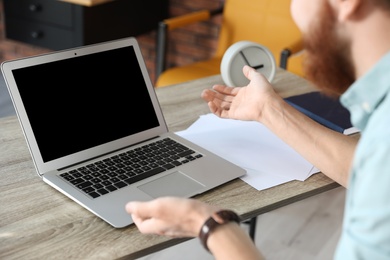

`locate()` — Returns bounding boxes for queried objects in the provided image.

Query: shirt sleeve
[335,141,390,259]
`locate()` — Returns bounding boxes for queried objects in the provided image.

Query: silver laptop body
[1,37,245,228]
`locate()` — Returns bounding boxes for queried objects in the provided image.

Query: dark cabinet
[3,0,168,50]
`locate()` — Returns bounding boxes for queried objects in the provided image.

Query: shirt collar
[341,51,390,131]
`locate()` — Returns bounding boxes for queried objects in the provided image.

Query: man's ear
[336,0,363,22]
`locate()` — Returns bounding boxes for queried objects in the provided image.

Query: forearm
[260,96,358,187]
[207,222,264,260]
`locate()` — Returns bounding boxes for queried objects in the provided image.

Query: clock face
[221,41,276,87]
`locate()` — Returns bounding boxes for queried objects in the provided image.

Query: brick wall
[0,0,224,84]
[160,0,224,70]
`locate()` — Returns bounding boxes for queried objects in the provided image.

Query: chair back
[216,0,303,75]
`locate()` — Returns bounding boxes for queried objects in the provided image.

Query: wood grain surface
[0,69,343,260]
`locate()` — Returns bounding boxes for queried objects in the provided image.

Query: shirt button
[362,102,371,112]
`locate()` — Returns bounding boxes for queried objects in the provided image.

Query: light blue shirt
[335,52,390,259]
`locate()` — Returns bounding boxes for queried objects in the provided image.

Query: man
[126,0,390,259]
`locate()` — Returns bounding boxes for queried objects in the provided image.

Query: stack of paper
[176,114,319,191]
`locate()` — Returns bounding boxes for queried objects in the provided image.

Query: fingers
[126,197,221,239]
[207,101,231,119]
[126,198,203,237]
[205,96,230,118]
[212,84,237,94]
[201,85,239,118]
[207,101,222,117]
[243,65,255,80]
[201,89,213,102]
[202,84,239,98]
[243,65,270,84]
[201,86,234,102]
[126,197,174,218]
[126,200,171,235]
[126,202,152,231]
[126,201,142,217]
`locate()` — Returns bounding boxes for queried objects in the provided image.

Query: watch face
[221,41,276,87]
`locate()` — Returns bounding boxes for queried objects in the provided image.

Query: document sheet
[177,114,320,190]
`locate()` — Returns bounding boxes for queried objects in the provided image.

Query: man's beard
[302,2,355,98]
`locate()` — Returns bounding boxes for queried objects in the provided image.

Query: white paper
[176,114,319,190]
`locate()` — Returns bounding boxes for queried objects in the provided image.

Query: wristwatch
[199,210,241,252]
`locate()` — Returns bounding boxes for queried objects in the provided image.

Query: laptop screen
[12,46,159,162]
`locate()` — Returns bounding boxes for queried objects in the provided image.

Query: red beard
[302,1,355,98]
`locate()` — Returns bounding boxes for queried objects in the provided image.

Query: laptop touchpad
[138,171,205,198]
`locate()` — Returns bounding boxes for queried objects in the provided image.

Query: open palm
[201,65,278,122]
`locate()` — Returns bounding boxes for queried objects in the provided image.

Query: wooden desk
[0,69,340,259]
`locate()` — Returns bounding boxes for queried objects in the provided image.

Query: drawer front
[5,18,76,50]
[4,0,73,28]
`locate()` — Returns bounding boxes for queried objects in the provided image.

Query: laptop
[1,37,245,228]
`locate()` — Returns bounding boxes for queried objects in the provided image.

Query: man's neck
[351,7,390,78]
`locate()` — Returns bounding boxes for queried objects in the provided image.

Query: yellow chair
[155,0,304,87]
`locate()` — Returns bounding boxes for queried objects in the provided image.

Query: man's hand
[201,65,279,122]
[126,197,219,238]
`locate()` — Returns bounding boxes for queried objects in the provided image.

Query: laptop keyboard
[60,138,203,199]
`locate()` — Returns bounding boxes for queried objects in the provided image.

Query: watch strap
[199,210,241,252]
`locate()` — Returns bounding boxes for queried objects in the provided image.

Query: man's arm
[261,95,357,187]
[202,66,358,187]
[207,222,264,259]
[126,197,264,259]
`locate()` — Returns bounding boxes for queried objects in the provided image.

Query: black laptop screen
[12,46,159,162]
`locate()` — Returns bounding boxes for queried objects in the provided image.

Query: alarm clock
[220,41,276,87]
